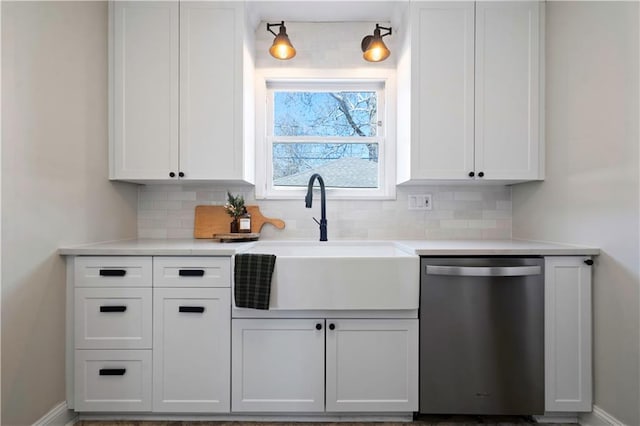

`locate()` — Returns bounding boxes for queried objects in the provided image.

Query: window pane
[273,143,378,188]
[274,91,378,137]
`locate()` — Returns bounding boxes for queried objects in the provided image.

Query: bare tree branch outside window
[272,91,379,188]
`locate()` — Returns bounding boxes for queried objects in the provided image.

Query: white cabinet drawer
[75,288,152,349]
[74,349,152,412]
[74,256,152,287]
[153,256,231,287]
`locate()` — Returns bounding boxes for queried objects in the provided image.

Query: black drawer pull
[100,306,127,313]
[99,368,126,376]
[584,259,594,266]
[179,269,205,277]
[179,306,205,313]
[99,269,126,277]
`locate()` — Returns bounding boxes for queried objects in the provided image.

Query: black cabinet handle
[478,171,485,178]
[329,323,335,330]
[99,368,126,376]
[179,306,205,313]
[178,172,185,177]
[315,323,322,330]
[100,306,127,313]
[169,172,176,178]
[179,269,205,277]
[99,269,126,277]
[468,171,475,178]
[584,259,594,266]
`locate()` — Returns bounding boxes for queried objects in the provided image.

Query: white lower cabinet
[325,319,418,412]
[231,318,325,412]
[231,318,418,413]
[153,287,230,412]
[74,349,152,412]
[544,256,593,412]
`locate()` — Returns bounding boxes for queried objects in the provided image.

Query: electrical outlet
[408,194,432,210]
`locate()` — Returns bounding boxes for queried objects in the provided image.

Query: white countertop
[59,238,599,256]
[58,238,253,256]
[399,239,599,256]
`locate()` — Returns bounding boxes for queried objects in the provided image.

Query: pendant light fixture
[267,21,296,60]
[361,24,392,62]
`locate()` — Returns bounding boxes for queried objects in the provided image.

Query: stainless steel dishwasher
[419,257,544,415]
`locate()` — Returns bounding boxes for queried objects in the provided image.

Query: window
[256,79,395,199]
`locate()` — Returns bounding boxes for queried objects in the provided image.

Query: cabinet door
[412,2,475,180]
[111,1,179,180]
[179,2,243,180]
[325,319,418,412]
[232,319,325,412]
[475,1,540,180]
[545,257,592,412]
[153,288,230,412]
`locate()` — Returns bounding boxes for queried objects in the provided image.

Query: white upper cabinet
[110,1,254,183]
[475,2,541,180]
[179,3,247,181]
[111,1,179,180]
[398,1,543,183]
[408,2,475,181]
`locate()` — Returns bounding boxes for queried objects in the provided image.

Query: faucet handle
[312,217,321,226]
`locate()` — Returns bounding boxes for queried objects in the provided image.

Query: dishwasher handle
[425,265,541,277]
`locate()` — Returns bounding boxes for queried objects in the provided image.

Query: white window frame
[255,70,396,200]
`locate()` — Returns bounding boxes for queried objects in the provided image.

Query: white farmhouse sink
[239,241,419,310]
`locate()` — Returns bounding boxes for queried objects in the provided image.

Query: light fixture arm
[267,21,285,37]
[375,24,392,38]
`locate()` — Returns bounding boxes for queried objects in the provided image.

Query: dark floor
[77,415,575,426]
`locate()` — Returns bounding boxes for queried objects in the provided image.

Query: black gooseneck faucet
[305,173,327,241]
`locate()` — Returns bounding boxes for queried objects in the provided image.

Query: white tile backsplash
[137,185,512,240]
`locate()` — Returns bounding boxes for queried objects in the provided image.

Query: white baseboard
[32,402,77,426]
[79,413,413,422]
[45,404,623,426]
[580,405,627,426]
[534,413,579,423]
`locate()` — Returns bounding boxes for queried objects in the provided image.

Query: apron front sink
[240,241,419,310]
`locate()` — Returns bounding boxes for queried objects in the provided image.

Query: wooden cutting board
[194,205,285,239]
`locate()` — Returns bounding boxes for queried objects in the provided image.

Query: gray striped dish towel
[234,253,276,310]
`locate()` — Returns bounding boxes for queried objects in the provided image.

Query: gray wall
[512,2,640,424]
[1,2,138,424]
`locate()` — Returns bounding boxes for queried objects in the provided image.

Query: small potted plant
[224,191,245,233]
